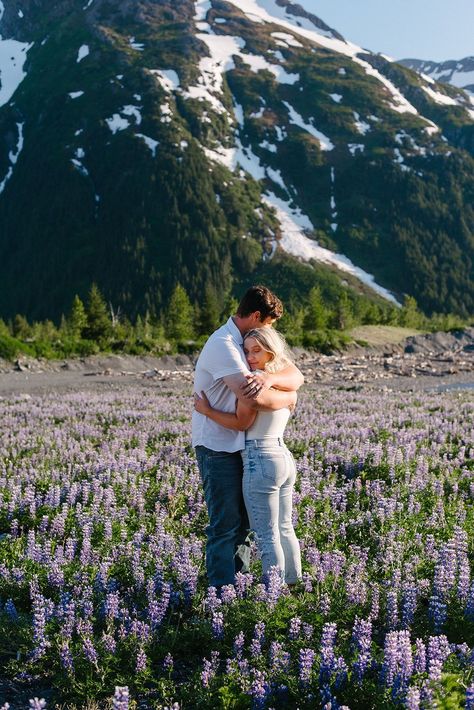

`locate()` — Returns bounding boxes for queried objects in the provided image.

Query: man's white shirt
[192,317,250,452]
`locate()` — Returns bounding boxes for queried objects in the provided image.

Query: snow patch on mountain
[263,191,399,304]
[69,91,84,99]
[353,112,370,135]
[71,147,89,177]
[422,85,458,107]
[77,45,89,63]
[283,101,334,150]
[151,69,180,92]
[105,105,142,134]
[0,39,33,108]
[270,32,303,48]
[0,122,24,195]
[135,133,159,157]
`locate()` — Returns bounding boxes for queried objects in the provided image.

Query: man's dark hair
[236,285,283,321]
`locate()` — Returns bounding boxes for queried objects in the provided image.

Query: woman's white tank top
[245,408,291,440]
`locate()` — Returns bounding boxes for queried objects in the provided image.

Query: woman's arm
[194,391,257,431]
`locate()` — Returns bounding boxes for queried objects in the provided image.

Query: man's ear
[253,310,261,323]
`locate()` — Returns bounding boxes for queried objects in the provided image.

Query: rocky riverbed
[0,328,473,395]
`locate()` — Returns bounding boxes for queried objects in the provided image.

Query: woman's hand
[194,391,212,415]
[240,371,274,400]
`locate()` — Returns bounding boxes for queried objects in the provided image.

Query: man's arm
[223,373,298,411]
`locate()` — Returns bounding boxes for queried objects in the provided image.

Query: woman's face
[243,336,273,370]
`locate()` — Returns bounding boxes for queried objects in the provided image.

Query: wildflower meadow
[0,382,473,709]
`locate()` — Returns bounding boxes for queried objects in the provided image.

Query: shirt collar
[226,316,243,345]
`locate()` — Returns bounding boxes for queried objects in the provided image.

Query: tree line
[0,283,470,362]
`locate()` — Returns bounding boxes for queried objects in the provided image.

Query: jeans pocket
[258,450,288,484]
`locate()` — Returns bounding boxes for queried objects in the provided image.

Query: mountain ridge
[0,0,473,320]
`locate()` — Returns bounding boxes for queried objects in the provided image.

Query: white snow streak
[264,192,399,304]
[135,133,159,156]
[283,101,334,150]
[270,32,303,48]
[422,84,458,106]
[330,93,342,103]
[106,115,130,134]
[0,122,24,195]
[69,91,84,99]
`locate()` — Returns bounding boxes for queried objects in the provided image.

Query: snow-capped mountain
[400,56,474,96]
[0,0,473,320]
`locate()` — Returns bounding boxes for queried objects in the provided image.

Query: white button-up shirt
[192,317,250,452]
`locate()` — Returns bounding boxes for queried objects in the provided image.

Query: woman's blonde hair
[243,328,293,373]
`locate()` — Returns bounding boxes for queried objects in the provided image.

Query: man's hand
[239,371,274,401]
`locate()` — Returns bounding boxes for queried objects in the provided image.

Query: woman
[194,328,302,585]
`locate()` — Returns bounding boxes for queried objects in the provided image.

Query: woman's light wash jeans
[242,438,302,584]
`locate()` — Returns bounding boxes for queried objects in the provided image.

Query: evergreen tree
[12,314,32,339]
[303,287,329,331]
[332,292,354,331]
[84,284,112,341]
[199,284,220,335]
[399,295,423,328]
[165,284,195,341]
[69,295,88,339]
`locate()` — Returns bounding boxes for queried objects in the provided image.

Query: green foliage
[68,295,88,339]
[84,284,112,342]
[165,284,195,342]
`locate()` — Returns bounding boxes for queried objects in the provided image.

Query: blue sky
[303,0,474,61]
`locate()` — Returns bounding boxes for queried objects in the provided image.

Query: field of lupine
[0,382,473,709]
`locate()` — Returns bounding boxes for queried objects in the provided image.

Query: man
[192,285,304,588]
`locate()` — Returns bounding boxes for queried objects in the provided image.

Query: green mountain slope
[0,0,473,320]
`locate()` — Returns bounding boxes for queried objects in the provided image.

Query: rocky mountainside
[400,56,474,96]
[0,0,473,321]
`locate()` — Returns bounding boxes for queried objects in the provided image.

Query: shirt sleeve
[204,336,250,381]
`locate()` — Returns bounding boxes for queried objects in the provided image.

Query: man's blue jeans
[195,446,251,587]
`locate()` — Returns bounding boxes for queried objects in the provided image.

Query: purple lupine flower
[319,593,331,616]
[234,572,254,598]
[234,632,245,660]
[102,631,117,654]
[4,598,18,621]
[269,641,291,673]
[465,684,474,710]
[413,638,426,675]
[220,585,237,604]
[204,586,222,614]
[401,586,417,629]
[211,611,224,640]
[59,642,74,674]
[250,622,265,658]
[352,617,372,683]
[288,617,302,640]
[112,686,129,710]
[264,565,284,607]
[29,700,46,710]
[427,635,451,681]
[405,686,420,710]
[319,623,337,683]
[136,646,147,674]
[248,669,270,709]
[298,648,316,686]
[82,636,99,666]
[201,651,220,687]
[428,593,447,633]
[465,582,474,620]
[386,589,399,630]
[163,653,174,673]
[381,630,413,696]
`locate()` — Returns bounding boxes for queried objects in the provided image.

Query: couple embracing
[192,285,304,590]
